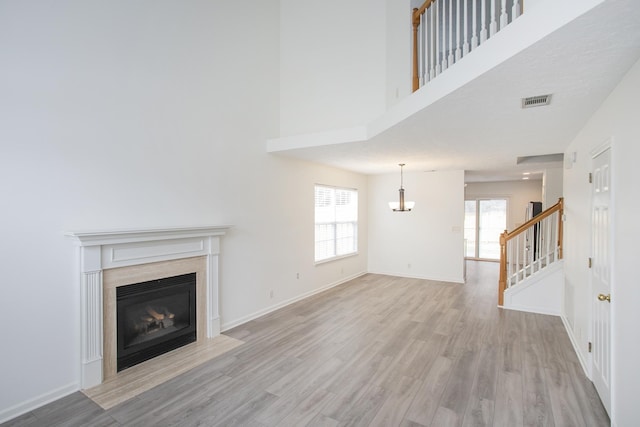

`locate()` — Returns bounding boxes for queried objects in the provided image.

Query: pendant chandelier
[388,163,415,212]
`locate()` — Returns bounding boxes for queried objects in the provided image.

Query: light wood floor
[3,261,609,426]
[83,334,245,410]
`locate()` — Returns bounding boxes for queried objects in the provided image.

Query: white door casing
[591,146,611,416]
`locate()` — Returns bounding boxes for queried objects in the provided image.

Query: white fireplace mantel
[66,225,231,389]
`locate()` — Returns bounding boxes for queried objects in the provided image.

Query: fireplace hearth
[117,273,196,371]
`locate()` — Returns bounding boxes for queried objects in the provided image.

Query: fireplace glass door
[117,272,196,371]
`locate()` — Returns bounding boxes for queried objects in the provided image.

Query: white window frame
[314,184,358,263]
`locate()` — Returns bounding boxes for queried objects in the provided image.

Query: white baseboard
[0,382,78,424]
[502,304,560,316]
[220,271,366,332]
[561,312,590,378]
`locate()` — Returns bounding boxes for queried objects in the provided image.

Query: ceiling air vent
[521,94,552,108]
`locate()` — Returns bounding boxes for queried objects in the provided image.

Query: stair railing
[412,0,523,92]
[498,198,563,306]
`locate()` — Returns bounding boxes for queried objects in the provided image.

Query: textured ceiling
[271,0,640,181]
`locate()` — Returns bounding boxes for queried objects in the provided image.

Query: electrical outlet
[269,290,274,299]
[408,263,411,269]
[296,273,299,279]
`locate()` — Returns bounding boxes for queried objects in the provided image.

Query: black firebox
[116,272,196,372]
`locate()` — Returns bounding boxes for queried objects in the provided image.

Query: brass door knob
[597,294,611,303]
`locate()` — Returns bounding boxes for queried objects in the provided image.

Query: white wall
[368,170,465,283]
[464,180,543,231]
[386,0,412,108]
[0,1,368,419]
[563,58,640,425]
[279,0,387,136]
[542,167,563,209]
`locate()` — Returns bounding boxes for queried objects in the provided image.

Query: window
[315,185,358,262]
[464,198,507,260]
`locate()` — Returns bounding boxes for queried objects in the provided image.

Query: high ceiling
[271,0,640,181]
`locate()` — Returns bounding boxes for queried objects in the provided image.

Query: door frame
[589,137,614,416]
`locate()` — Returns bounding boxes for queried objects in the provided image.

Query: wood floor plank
[256,358,343,425]
[500,310,524,374]
[0,412,40,427]
[2,262,610,427]
[494,371,525,427]
[404,356,455,426]
[522,344,555,427]
[543,369,587,427]
[435,348,482,425]
[336,385,389,427]
[564,360,610,427]
[461,345,499,427]
[431,406,463,427]
[275,388,337,427]
[306,413,340,427]
[368,376,421,427]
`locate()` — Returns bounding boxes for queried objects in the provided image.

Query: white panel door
[591,147,611,416]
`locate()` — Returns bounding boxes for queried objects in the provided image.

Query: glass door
[464,198,507,260]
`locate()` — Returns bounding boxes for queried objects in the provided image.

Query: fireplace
[117,273,197,371]
[66,225,229,388]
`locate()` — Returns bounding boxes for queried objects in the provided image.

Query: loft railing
[498,198,564,306]
[412,0,523,92]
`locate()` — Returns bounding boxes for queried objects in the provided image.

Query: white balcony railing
[412,0,523,91]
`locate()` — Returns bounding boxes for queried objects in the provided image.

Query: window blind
[315,185,358,262]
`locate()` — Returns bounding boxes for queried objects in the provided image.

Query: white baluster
[512,237,517,286]
[448,0,454,66]
[423,11,428,83]
[507,239,511,288]
[515,234,520,285]
[533,221,537,273]
[537,220,542,271]
[546,214,552,265]
[512,238,516,286]
[553,213,561,261]
[435,0,441,75]
[480,0,487,43]
[511,239,515,287]
[522,229,527,281]
[471,0,478,49]
[417,21,422,86]
[529,229,533,277]
[430,6,435,80]
[539,218,545,266]
[520,233,525,283]
[463,0,469,55]
[490,0,497,36]
[419,15,425,84]
[455,0,462,61]
[442,0,448,71]
[531,224,536,275]
[423,17,428,83]
[500,0,508,29]
[512,0,521,20]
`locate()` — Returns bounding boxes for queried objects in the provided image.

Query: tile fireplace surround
[66,226,230,389]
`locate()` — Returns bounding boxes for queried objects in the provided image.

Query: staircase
[498,198,564,313]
